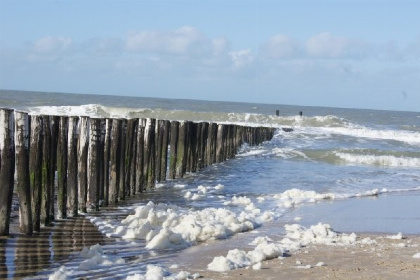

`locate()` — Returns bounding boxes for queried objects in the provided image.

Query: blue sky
[1,0,419,112]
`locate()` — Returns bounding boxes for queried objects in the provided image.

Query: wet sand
[1,192,420,279]
[197,234,420,280]
[0,216,112,279]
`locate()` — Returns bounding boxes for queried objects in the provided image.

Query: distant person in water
[299,111,303,116]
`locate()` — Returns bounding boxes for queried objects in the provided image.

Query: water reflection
[0,216,109,279]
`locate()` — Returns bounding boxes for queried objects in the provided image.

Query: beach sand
[198,234,420,280]
[2,193,420,279]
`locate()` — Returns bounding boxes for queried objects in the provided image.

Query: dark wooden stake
[118,119,127,200]
[56,116,68,220]
[15,111,33,235]
[144,118,156,188]
[135,121,145,192]
[29,115,43,232]
[175,121,187,178]
[49,116,59,221]
[87,118,101,211]
[77,116,89,213]
[109,119,121,204]
[0,108,15,236]
[67,116,78,217]
[102,118,112,206]
[168,121,179,180]
[40,115,51,226]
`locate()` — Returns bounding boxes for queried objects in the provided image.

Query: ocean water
[1,90,419,278]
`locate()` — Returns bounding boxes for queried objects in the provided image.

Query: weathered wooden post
[160,120,170,181]
[129,119,138,195]
[216,124,225,163]
[102,118,112,206]
[29,115,43,232]
[98,119,106,204]
[118,119,127,200]
[144,118,156,189]
[77,116,89,213]
[49,116,59,221]
[125,119,136,196]
[186,122,196,173]
[135,120,145,192]
[175,121,187,178]
[198,122,209,170]
[40,115,51,226]
[67,116,78,217]
[155,120,164,182]
[206,123,217,166]
[109,119,121,204]
[227,125,235,159]
[14,111,33,235]
[87,118,101,211]
[57,116,68,220]
[168,121,179,180]
[156,119,170,182]
[0,108,15,236]
[235,125,243,153]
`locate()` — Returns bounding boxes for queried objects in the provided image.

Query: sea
[0,90,419,279]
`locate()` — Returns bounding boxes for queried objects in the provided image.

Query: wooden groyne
[0,108,276,236]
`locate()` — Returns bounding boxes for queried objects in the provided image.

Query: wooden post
[109,119,121,204]
[14,111,33,235]
[235,126,243,153]
[155,120,164,182]
[67,116,78,217]
[175,121,187,178]
[118,119,127,200]
[198,122,208,170]
[185,122,195,173]
[160,120,170,181]
[168,121,179,180]
[77,116,89,213]
[216,124,225,163]
[125,119,136,196]
[129,119,138,195]
[57,116,68,220]
[156,120,170,182]
[227,125,235,159]
[87,118,101,211]
[40,115,51,226]
[49,116,59,221]
[98,119,106,204]
[144,118,156,189]
[135,121,145,192]
[102,119,112,206]
[0,108,15,236]
[206,123,217,166]
[29,115,43,232]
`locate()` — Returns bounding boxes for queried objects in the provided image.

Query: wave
[334,152,420,168]
[315,126,420,146]
[307,148,420,168]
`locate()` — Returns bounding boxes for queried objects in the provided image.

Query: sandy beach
[198,234,420,280]
[1,194,420,279]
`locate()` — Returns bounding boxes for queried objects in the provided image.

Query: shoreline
[2,192,420,279]
[196,233,420,280]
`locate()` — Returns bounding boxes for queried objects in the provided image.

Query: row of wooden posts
[0,108,276,236]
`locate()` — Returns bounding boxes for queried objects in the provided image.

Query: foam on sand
[207,223,376,272]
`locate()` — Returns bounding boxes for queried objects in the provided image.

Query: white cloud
[262,35,301,59]
[125,26,206,55]
[212,37,229,57]
[84,37,123,55]
[33,36,72,54]
[306,32,369,59]
[229,49,255,68]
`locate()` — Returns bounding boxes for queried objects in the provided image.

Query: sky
[0,0,419,112]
